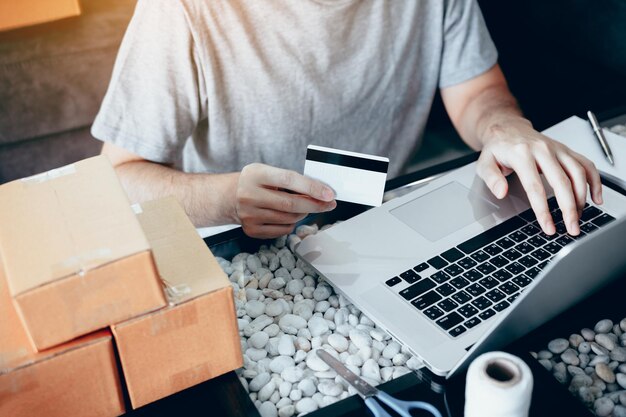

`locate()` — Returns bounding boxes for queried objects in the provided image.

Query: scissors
[317,349,443,417]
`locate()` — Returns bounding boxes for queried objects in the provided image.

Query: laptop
[295,161,626,377]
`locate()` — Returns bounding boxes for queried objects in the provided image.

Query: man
[94,0,603,239]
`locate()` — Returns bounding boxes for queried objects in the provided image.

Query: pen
[587,110,614,166]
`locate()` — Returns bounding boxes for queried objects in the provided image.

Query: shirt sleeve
[91,0,206,164]
[438,0,499,89]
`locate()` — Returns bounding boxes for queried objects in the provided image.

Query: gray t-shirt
[92,0,497,178]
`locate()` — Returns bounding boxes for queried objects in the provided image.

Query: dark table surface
[128,272,626,417]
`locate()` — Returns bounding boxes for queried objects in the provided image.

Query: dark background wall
[409,0,626,172]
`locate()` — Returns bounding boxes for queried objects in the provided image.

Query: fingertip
[543,221,556,236]
[568,219,580,236]
[595,191,604,205]
[322,187,335,201]
[495,180,508,199]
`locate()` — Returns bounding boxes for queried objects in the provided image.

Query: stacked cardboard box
[0,157,242,416]
[0,0,81,32]
[114,197,242,408]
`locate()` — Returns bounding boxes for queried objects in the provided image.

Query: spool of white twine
[464,351,534,417]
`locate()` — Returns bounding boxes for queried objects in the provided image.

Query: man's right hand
[234,163,336,239]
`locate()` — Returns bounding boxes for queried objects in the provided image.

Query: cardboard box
[0,260,125,417]
[0,0,81,32]
[111,197,243,408]
[0,156,166,350]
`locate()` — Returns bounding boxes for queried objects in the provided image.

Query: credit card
[303,145,389,207]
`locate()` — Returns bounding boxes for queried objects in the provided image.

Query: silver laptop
[296,161,626,377]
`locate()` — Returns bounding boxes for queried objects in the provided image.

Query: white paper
[543,116,626,188]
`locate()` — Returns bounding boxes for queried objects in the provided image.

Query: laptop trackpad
[390,181,498,242]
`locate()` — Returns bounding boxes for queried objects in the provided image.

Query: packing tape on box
[160,278,191,305]
[20,164,76,184]
[50,248,114,281]
[464,351,533,417]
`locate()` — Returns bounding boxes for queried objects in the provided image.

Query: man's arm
[101,143,336,239]
[441,64,603,236]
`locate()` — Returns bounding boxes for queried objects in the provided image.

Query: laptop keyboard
[385,197,615,338]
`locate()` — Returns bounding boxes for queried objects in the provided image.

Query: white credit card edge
[307,144,389,162]
[304,160,386,206]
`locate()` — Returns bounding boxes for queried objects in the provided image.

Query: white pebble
[264,324,280,337]
[281,366,305,383]
[346,354,363,367]
[312,393,325,408]
[247,348,268,361]
[265,300,284,317]
[336,324,353,337]
[296,224,318,238]
[259,401,277,417]
[381,367,394,382]
[249,332,270,349]
[306,351,330,372]
[303,276,316,288]
[393,366,411,379]
[270,356,296,374]
[362,359,381,382]
[293,302,314,320]
[302,287,315,299]
[278,334,296,356]
[278,405,295,417]
[246,300,266,319]
[296,398,318,414]
[285,279,305,296]
[328,334,349,352]
[393,353,410,366]
[370,329,387,342]
[349,329,373,349]
[279,314,308,335]
[324,307,336,321]
[315,301,331,313]
[298,378,317,397]
[358,346,373,361]
[313,285,332,301]
[334,309,348,326]
[360,315,375,327]
[289,389,302,401]
[268,278,287,290]
[245,315,274,337]
[279,381,292,397]
[383,341,401,359]
[295,337,311,352]
[294,350,307,363]
[309,316,330,337]
[246,288,260,299]
[250,372,271,392]
[318,380,344,397]
[378,358,392,367]
[276,397,291,409]
[280,253,296,270]
[258,380,276,402]
[406,356,423,370]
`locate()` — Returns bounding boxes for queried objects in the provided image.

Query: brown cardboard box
[111,197,243,408]
[0,260,125,417]
[0,156,167,350]
[0,0,81,32]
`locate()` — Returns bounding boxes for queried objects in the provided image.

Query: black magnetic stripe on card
[306,148,389,173]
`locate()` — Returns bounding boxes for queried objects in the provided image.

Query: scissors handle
[364,397,394,417]
[374,390,443,417]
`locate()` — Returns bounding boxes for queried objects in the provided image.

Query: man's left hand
[476,116,603,236]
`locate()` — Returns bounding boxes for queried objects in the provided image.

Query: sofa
[0,0,136,183]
